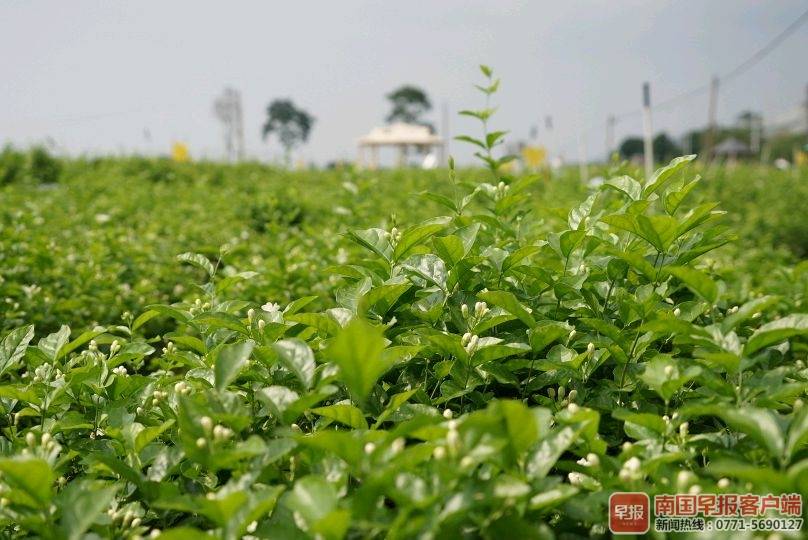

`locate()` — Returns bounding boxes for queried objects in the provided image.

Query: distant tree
[619,134,681,163]
[262,99,314,163]
[736,110,763,127]
[386,86,432,130]
[653,133,682,163]
[618,137,644,159]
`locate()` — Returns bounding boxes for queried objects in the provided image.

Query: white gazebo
[357,123,444,169]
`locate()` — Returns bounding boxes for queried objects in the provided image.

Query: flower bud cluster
[461,332,479,355]
[174,380,191,395]
[112,365,128,377]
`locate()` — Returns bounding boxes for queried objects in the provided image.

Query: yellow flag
[521,146,546,168]
[171,142,190,162]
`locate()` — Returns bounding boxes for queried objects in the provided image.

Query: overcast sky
[2,1,807,165]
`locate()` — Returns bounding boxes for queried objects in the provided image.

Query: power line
[552,6,808,159]
[612,6,808,121]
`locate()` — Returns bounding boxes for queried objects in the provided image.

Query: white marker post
[642,82,654,181]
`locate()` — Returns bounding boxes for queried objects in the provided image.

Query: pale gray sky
[2,1,807,164]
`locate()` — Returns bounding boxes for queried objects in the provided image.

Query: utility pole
[703,77,720,161]
[804,83,808,139]
[642,82,654,181]
[213,88,245,162]
[234,89,245,161]
[440,101,449,166]
[750,115,761,156]
[545,115,556,165]
[606,115,616,161]
[577,131,589,183]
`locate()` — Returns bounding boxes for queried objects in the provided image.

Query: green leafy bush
[27,146,61,184]
[0,67,805,538]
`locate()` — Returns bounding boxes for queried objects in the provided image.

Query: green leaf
[640,355,701,402]
[326,319,391,403]
[214,340,255,391]
[603,175,642,200]
[347,228,393,261]
[528,322,571,352]
[360,282,412,316]
[643,154,696,196]
[311,403,368,429]
[0,457,54,508]
[486,130,508,149]
[454,135,486,150]
[688,405,785,460]
[526,426,579,480]
[393,217,451,261]
[38,325,70,361]
[284,476,339,528]
[191,312,249,334]
[786,405,808,462]
[0,325,34,376]
[744,314,808,355]
[478,290,535,328]
[273,339,316,390]
[177,252,216,277]
[667,266,718,304]
[57,481,118,540]
[664,176,701,214]
[135,420,175,453]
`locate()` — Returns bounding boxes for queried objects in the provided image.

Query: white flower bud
[465,334,479,355]
[679,422,689,438]
[26,432,36,448]
[200,416,213,434]
[433,446,446,460]
[664,365,674,376]
[568,389,578,402]
[443,409,453,420]
[196,437,206,448]
[461,304,469,318]
[558,386,566,400]
[364,442,376,455]
[587,342,595,354]
[460,456,474,468]
[247,308,255,321]
[41,433,52,447]
[568,472,585,485]
[673,308,681,317]
[567,403,579,413]
[391,437,405,453]
[258,319,266,331]
[131,518,142,528]
[461,332,472,347]
[717,478,730,489]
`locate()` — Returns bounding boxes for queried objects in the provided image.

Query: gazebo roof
[714,137,750,155]
[358,123,443,146]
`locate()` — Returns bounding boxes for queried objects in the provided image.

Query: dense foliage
[0,67,806,538]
